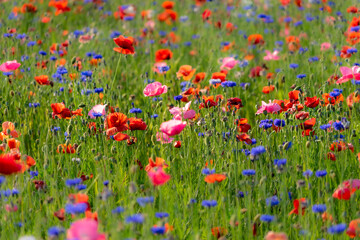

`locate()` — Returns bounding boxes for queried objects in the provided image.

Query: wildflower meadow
[1,0,360,239]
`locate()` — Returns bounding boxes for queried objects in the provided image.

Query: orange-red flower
[105,112,129,136]
[49,0,70,16]
[205,174,226,183]
[0,154,23,175]
[248,34,264,45]
[193,72,206,84]
[128,118,147,131]
[113,132,130,142]
[113,35,135,54]
[35,75,51,86]
[57,144,76,154]
[162,1,174,9]
[51,103,83,119]
[155,49,173,62]
[176,65,196,81]
[262,85,275,94]
[305,96,320,108]
[145,157,168,172]
[236,133,252,144]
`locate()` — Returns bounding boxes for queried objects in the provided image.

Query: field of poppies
[1,0,360,239]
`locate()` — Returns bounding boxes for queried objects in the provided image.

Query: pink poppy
[160,120,186,136]
[220,57,239,70]
[256,101,281,115]
[88,104,107,119]
[148,167,170,186]
[336,66,360,84]
[320,42,331,51]
[263,50,280,61]
[143,82,168,97]
[153,62,169,74]
[0,60,21,72]
[156,132,174,144]
[169,101,196,120]
[67,218,106,240]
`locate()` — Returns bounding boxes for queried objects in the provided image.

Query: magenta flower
[143,82,168,97]
[160,120,186,136]
[169,101,196,120]
[156,132,174,144]
[148,167,171,186]
[0,60,21,72]
[256,101,282,115]
[263,50,280,61]
[88,104,107,119]
[67,218,106,240]
[320,42,331,51]
[220,57,239,70]
[336,66,360,84]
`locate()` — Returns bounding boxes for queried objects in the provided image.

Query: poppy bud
[173,141,181,148]
[130,165,137,174]
[306,141,310,148]
[296,180,306,188]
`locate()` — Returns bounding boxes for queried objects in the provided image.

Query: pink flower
[0,60,21,72]
[148,167,170,186]
[169,101,196,120]
[336,66,360,84]
[265,231,288,240]
[143,82,168,97]
[153,62,169,74]
[88,104,106,119]
[256,101,281,115]
[220,57,239,70]
[263,50,280,61]
[67,218,106,240]
[320,42,331,51]
[156,132,174,144]
[160,120,186,136]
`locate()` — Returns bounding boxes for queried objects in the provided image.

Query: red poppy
[162,1,174,9]
[289,198,307,215]
[211,227,228,238]
[202,9,211,21]
[227,98,243,110]
[128,118,147,131]
[205,174,226,183]
[57,144,76,154]
[327,152,336,161]
[248,34,264,45]
[305,96,320,108]
[35,75,52,86]
[0,154,23,175]
[236,118,251,133]
[155,49,173,62]
[113,133,130,141]
[113,35,135,54]
[236,134,252,144]
[262,85,275,94]
[105,112,129,136]
[295,111,309,120]
[193,72,206,84]
[51,103,83,119]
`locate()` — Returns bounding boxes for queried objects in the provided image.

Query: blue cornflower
[137,196,154,207]
[303,170,313,177]
[111,206,125,214]
[320,124,331,130]
[65,178,82,187]
[103,180,109,186]
[151,226,166,235]
[29,171,38,179]
[174,95,183,101]
[0,176,5,185]
[130,108,142,114]
[242,169,255,176]
[297,74,306,79]
[315,170,327,178]
[289,63,299,69]
[48,226,63,237]
[202,168,215,175]
[201,200,217,208]
[125,214,144,224]
[259,119,273,129]
[328,224,347,234]
[76,184,87,190]
[155,212,169,219]
[151,114,158,119]
[94,88,103,93]
[260,215,275,222]
[312,204,327,213]
[266,196,279,206]
[274,119,285,127]
[65,203,88,214]
[221,81,237,87]
[39,50,47,56]
[333,122,344,131]
[81,71,93,77]
[274,159,287,167]
[250,146,266,156]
